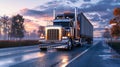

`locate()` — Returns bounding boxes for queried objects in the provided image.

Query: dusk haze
[0,0,120,67]
[0,0,119,37]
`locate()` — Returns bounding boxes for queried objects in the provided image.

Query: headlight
[67,33,70,37]
[40,33,45,39]
[40,36,45,39]
[62,36,68,39]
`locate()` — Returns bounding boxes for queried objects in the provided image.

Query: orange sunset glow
[23,16,53,32]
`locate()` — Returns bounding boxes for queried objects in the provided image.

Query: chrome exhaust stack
[74,7,77,38]
[53,7,56,19]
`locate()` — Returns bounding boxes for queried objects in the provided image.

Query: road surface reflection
[0,52,46,67]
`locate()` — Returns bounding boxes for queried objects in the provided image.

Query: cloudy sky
[0,0,120,37]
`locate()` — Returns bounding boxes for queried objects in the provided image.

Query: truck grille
[47,29,59,40]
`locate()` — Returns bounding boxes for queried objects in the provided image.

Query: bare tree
[0,15,10,40]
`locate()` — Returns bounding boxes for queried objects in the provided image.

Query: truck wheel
[77,43,82,47]
[67,40,72,50]
[40,48,47,51]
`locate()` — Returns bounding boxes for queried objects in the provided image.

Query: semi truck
[39,8,93,50]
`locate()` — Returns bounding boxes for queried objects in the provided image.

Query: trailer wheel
[40,48,47,51]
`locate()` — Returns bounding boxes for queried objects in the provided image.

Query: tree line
[110,7,120,39]
[0,14,25,40]
[103,7,120,40]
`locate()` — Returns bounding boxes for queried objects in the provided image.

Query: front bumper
[39,43,68,49]
[39,40,69,49]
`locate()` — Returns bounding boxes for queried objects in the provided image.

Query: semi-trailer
[39,8,93,50]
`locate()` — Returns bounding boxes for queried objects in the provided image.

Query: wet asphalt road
[66,41,120,67]
[1,40,119,67]
[0,42,93,67]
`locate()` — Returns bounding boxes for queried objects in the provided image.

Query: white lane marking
[65,41,100,67]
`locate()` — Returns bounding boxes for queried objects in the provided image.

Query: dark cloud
[39,5,48,9]
[77,0,120,14]
[68,0,78,3]
[21,3,75,17]
[20,0,120,27]
[80,3,119,13]
[19,0,120,37]
[47,1,57,4]
[83,0,91,2]
[77,0,120,28]
[21,9,44,17]
[21,0,120,16]
[89,14,101,21]
[100,12,113,20]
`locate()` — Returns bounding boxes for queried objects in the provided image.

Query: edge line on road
[65,41,100,67]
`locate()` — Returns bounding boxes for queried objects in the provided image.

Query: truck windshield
[54,22,70,28]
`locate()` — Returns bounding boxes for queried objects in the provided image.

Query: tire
[77,43,82,47]
[87,40,92,44]
[67,39,73,50]
[40,48,47,51]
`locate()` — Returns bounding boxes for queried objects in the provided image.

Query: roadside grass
[0,40,41,48]
[107,41,120,54]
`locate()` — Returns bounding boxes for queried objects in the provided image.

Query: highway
[0,40,119,67]
[67,41,120,67]
[0,42,94,67]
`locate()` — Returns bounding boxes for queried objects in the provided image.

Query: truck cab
[39,13,78,50]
